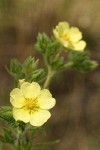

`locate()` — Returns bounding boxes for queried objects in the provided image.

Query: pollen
[24,98,39,112]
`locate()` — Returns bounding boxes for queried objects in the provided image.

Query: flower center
[60,34,72,44]
[24,98,39,112]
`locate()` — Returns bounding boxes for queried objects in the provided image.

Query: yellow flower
[10,82,56,127]
[53,21,86,51]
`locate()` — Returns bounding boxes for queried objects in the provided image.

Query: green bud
[35,33,50,53]
[68,51,98,72]
[7,56,46,86]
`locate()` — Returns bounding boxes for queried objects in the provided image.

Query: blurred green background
[0,0,100,150]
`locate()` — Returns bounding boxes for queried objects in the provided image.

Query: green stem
[43,46,62,89]
[15,127,22,150]
[43,67,55,89]
[64,62,73,69]
[26,130,35,150]
[54,47,62,60]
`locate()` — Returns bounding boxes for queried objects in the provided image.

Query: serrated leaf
[35,33,61,65]
[29,126,46,136]
[51,57,65,71]
[22,56,39,73]
[35,33,50,53]
[2,128,14,144]
[68,51,90,62]
[36,127,46,136]
[10,59,23,79]
[68,51,98,72]
[7,56,46,84]
[0,106,18,127]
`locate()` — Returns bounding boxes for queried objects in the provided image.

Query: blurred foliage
[88,137,100,150]
[35,33,65,72]
[6,56,46,86]
[68,51,98,72]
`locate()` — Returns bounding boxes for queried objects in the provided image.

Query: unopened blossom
[10,82,56,127]
[19,79,25,86]
[53,21,86,51]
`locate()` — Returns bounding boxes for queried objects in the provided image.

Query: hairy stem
[43,67,55,89]
[15,128,22,150]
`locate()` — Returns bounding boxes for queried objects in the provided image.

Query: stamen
[60,35,72,44]
[24,98,39,113]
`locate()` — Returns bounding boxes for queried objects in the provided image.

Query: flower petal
[30,110,51,126]
[53,22,69,39]
[38,89,52,99]
[37,89,56,109]
[68,27,82,42]
[73,40,86,51]
[53,29,59,39]
[10,88,25,108]
[39,98,56,109]
[60,39,69,48]
[21,82,41,99]
[10,97,24,108]
[57,22,69,35]
[13,108,30,123]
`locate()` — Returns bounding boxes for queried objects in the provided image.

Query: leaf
[0,106,18,127]
[51,57,65,71]
[22,56,39,74]
[68,51,98,72]
[29,126,46,136]
[10,59,23,80]
[33,140,60,148]
[35,33,50,53]
[36,127,46,136]
[6,56,46,84]
[35,33,61,65]
[0,123,15,144]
